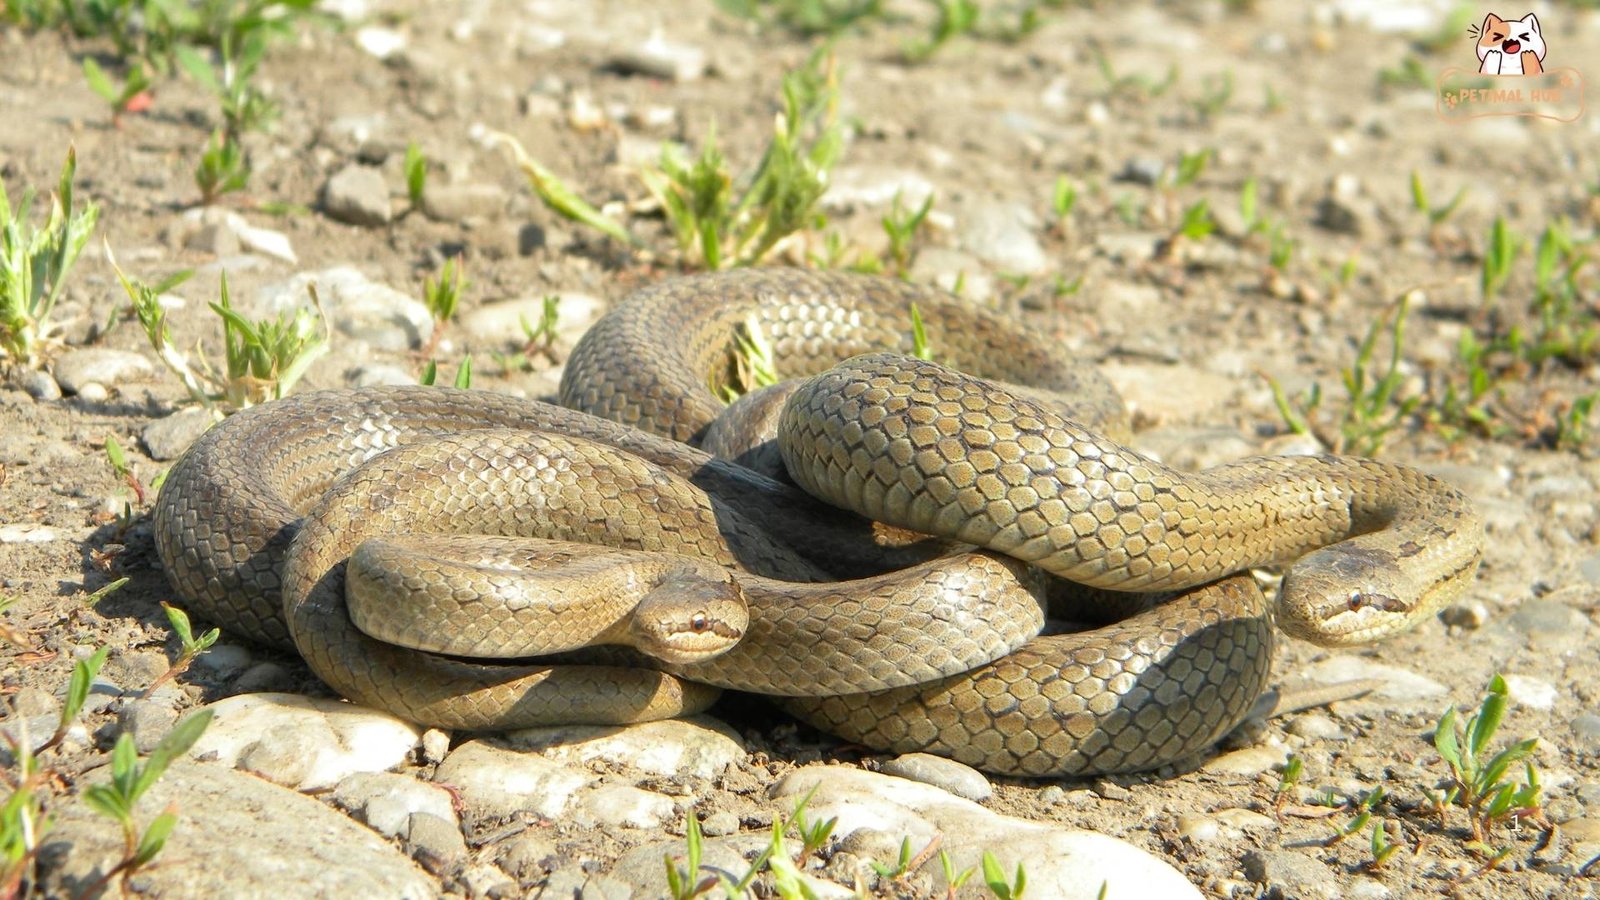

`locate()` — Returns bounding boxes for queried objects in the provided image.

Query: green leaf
[133,808,179,867]
[1433,705,1461,772]
[452,356,473,389]
[82,58,117,102]
[81,784,132,824]
[1468,677,1508,760]
[162,602,196,646]
[62,646,110,729]
[132,710,213,803]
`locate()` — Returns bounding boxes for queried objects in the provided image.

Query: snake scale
[153,268,1484,776]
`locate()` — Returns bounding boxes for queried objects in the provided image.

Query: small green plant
[141,603,220,698]
[419,255,467,361]
[721,317,780,402]
[1051,176,1078,234]
[1273,754,1304,815]
[639,48,843,268]
[193,129,251,205]
[492,297,565,373]
[980,851,1026,900]
[1175,199,1215,241]
[902,0,980,62]
[1095,50,1177,100]
[664,810,712,899]
[82,57,155,125]
[39,647,110,753]
[1427,674,1544,847]
[80,710,214,895]
[84,577,130,607]
[1409,170,1469,228]
[909,303,934,362]
[939,849,978,896]
[0,732,49,898]
[1480,216,1520,305]
[1269,295,1420,455]
[714,0,887,37]
[1192,69,1234,120]
[404,142,427,212]
[1377,55,1432,91]
[119,258,329,414]
[175,33,279,140]
[0,147,101,368]
[1368,817,1402,869]
[1327,786,1386,845]
[881,191,935,272]
[419,357,473,389]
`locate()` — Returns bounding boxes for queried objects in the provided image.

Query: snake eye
[690,614,710,632]
[1347,590,1364,611]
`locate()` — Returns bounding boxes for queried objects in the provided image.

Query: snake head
[629,570,749,664]
[1276,544,1423,647]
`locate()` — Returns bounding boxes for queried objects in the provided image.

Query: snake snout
[629,571,750,664]
[1276,544,1422,646]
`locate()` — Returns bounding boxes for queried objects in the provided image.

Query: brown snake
[153,269,1484,776]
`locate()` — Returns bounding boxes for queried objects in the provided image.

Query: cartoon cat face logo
[1473,13,1546,75]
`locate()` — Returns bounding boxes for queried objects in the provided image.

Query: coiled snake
[153,269,1483,776]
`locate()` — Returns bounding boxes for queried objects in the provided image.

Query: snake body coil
[153,269,1483,776]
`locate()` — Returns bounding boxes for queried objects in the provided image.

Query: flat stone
[142,408,217,460]
[0,524,59,543]
[1202,744,1291,777]
[1505,599,1590,641]
[188,693,420,791]
[355,25,407,59]
[17,368,61,400]
[957,201,1047,274]
[37,762,434,898]
[1502,674,1559,710]
[768,766,1200,898]
[1294,656,1447,709]
[879,753,992,802]
[405,811,468,874]
[258,267,432,352]
[1241,848,1338,900]
[51,348,154,394]
[421,183,508,223]
[1133,427,1256,471]
[572,784,676,829]
[346,363,418,387]
[1101,365,1237,427]
[333,771,457,837]
[609,36,706,82]
[434,739,595,822]
[323,164,393,227]
[1287,713,1349,742]
[906,247,994,301]
[116,699,179,754]
[501,716,745,780]
[461,292,603,348]
[823,165,937,212]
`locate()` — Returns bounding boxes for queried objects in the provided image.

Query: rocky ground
[3,1,1600,898]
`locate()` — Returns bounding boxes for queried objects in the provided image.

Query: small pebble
[142,408,216,461]
[1440,600,1489,629]
[1502,674,1558,710]
[117,699,179,754]
[1287,714,1349,741]
[52,348,154,395]
[1092,779,1133,801]
[404,811,468,874]
[699,810,739,836]
[231,662,295,694]
[459,863,517,899]
[609,36,707,82]
[1241,848,1338,900]
[421,728,451,765]
[322,164,393,228]
[1176,814,1220,841]
[18,369,60,401]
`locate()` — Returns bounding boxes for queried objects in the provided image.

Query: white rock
[572,783,676,829]
[333,771,457,837]
[957,201,1047,275]
[39,762,434,897]
[355,25,407,59]
[188,693,420,791]
[51,348,154,394]
[460,292,604,348]
[1502,674,1559,711]
[192,642,252,677]
[502,716,745,780]
[0,524,58,543]
[610,35,707,82]
[823,166,937,212]
[1201,744,1291,777]
[770,767,1201,898]
[1294,656,1448,706]
[258,267,432,352]
[433,740,594,821]
[1100,363,1238,425]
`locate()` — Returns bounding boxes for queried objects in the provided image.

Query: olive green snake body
[153,269,1484,776]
